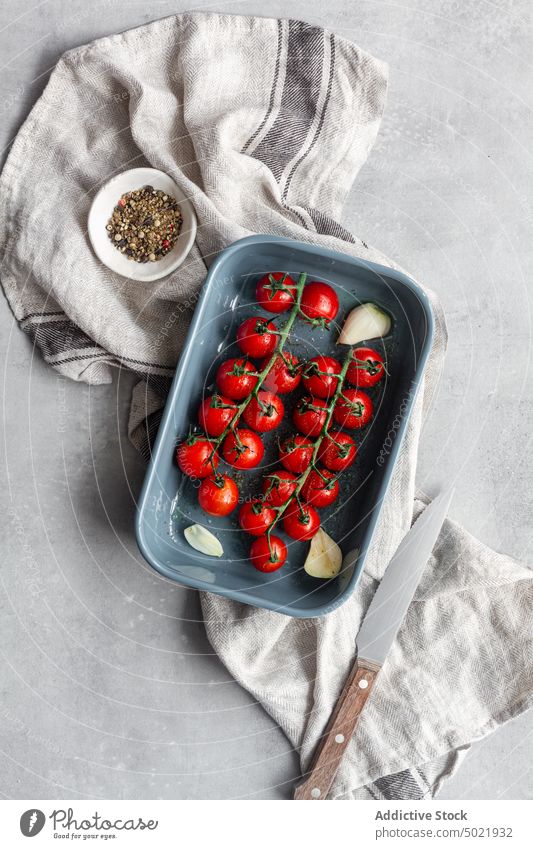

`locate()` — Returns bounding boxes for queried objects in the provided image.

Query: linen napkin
[0,11,531,799]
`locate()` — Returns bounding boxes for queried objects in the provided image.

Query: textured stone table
[0,0,531,799]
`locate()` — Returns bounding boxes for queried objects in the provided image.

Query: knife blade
[294,488,454,801]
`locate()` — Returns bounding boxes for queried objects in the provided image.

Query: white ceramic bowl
[88,167,197,282]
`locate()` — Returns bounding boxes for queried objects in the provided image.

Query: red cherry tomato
[198,394,238,436]
[260,352,301,393]
[238,499,276,537]
[242,391,284,432]
[333,389,373,429]
[300,281,339,326]
[282,503,320,541]
[262,469,298,506]
[236,317,278,358]
[279,434,314,474]
[216,358,258,400]
[176,435,218,479]
[198,474,239,516]
[346,347,385,388]
[302,355,341,399]
[250,534,288,572]
[301,468,339,508]
[317,431,357,472]
[222,428,264,470]
[292,395,328,438]
[255,272,297,313]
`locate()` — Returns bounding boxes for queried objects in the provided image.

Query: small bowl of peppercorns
[88,167,197,281]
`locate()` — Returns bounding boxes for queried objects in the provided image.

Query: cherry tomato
[317,431,357,471]
[292,395,328,438]
[198,474,239,516]
[216,358,258,400]
[242,391,284,432]
[260,352,301,393]
[236,317,278,358]
[176,434,218,479]
[239,499,276,537]
[262,469,298,506]
[346,347,385,388]
[282,503,320,541]
[222,428,264,470]
[300,281,339,326]
[198,394,238,436]
[250,534,288,572]
[279,434,314,474]
[302,355,341,399]
[333,389,373,429]
[301,468,339,508]
[255,272,297,313]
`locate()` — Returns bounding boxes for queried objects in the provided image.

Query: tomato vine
[205,272,308,475]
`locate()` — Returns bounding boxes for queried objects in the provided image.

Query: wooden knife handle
[293,657,380,800]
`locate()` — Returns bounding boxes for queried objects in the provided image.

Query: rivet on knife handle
[293,658,380,800]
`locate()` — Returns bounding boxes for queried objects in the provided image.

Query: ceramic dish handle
[293,657,381,800]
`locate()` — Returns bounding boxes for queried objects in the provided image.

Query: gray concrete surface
[1,0,532,800]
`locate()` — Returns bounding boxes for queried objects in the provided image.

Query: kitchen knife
[293,488,454,801]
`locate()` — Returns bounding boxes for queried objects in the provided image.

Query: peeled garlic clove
[304,528,342,579]
[337,302,391,346]
[184,524,223,557]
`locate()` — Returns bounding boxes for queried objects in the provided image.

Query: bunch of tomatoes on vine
[176,271,386,573]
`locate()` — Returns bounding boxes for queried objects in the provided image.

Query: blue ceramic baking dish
[135,235,434,617]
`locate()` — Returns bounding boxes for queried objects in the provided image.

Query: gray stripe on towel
[301,205,357,243]
[282,32,336,200]
[242,19,284,154]
[25,318,101,359]
[22,314,175,373]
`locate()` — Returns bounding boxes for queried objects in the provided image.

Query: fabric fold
[0,11,531,799]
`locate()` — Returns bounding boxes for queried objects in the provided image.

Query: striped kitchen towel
[0,11,531,799]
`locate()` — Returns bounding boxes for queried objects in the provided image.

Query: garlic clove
[337,302,391,346]
[304,528,342,579]
[184,524,223,557]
